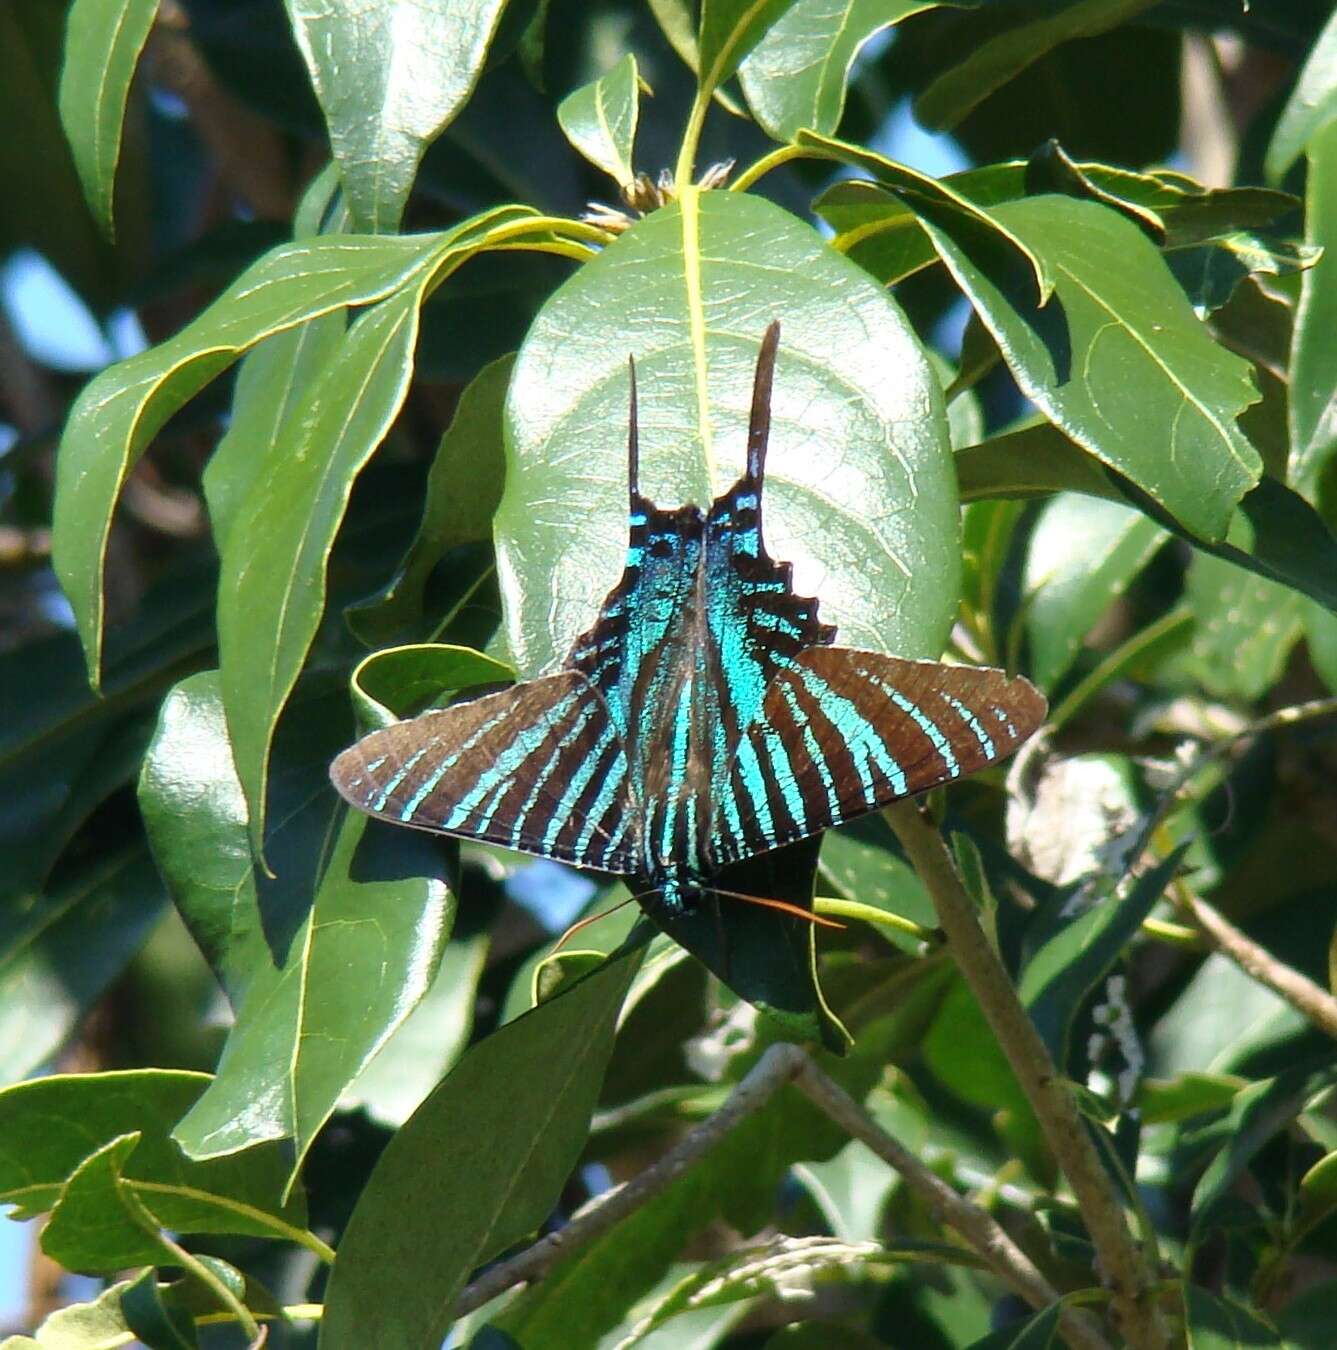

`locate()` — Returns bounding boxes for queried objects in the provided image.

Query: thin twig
[885,801,1168,1350]
[451,1042,1111,1349]
[452,1042,809,1318]
[790,1061,1113,1350]
[1176,887,1337,1042]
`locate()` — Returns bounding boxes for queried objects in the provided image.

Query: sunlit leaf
[557,53,640,185]
[57,0,159,233]
[285,0,511,230]
[497,187,958,675]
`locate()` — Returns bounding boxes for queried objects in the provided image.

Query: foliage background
[2,0,1337,1346]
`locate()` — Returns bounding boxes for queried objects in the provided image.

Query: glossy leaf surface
[56,0,158,232]
[497,187,958,675]
[0,1069,305,1237]
[140,673,454,1174]
[286,0,510,230]
[556,53,640,185]
[320,947,641,1350]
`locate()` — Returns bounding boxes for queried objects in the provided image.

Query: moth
[331,323,1046,926]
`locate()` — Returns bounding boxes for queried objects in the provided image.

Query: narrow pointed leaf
[557,53,640,185]
[346,353,512,647]
[0,849,166,1086]
[53,230,458,683]
[140,672,454,1174]
[1023,495,1167,689]
[285,0,511,231]
[1289,116,1337,493]
[320,947,642,1350]
[1264,8,1337,183]
[57,0,159,232]
[1182,1284,1280,1349]
[217,277,427,855]
[498,187,958,675]
[914,0,1157,131]
[1019,847,1185,1066]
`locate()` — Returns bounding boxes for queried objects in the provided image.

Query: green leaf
[319,947,642,1350]
[1289,116,1337,494]
[557,53,640,185]
[922,977,1028,1117]
[914,0,1157,131]
[203,316,346,551]
[497,188,959,675]
[492,1071,860,1347]
[1181,1284,1281,1348]
[818,816,934,954]
[1264,8,1337,183]
[1023,494,1167,689]
[217,277,428,854]
[698,0,804,92]
[955,423,1125,505]
[285,0,511,231]
[342,933,489,1128]
[172,811,453,1173]
[1182,549,1305,700]
[796,132,1051,301]
[346,353,513,647]
[140,672,455,1173]
[1191,1065,1337,1225]
[119,1270,199,1350]
[0,1068,308,1242]
[0,849,166,1086]
[1136,1072,1245,1126]
[56,0,159,233]
[738,0,935,142]
[1303,598,1337,693]
[41,1134,184,1272]
[0,1279,136,1350]
[920,194,1262,542]
[53,229,463,684]
[348,643,514,730]
[1019,847,1184,1066]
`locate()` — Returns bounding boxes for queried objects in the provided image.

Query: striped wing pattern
[715,647,1047,864]
[329,671,637,873]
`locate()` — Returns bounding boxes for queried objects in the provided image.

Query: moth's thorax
[654,866,709,916]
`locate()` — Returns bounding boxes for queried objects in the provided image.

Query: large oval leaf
[496,187,958,676]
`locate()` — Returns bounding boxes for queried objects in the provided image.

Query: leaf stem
[885,800,1168,1349]
[813,895,942,946]
[158,1233,261,1342]
[674,88,712,190]
[730,144,810,193]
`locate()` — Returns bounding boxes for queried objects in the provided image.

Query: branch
[452,1042,808,1318]
[789,1060,1112,1350]
[885,801,1167,1350]
[452,1042,1112,1350]
[1177,887,1337,1042]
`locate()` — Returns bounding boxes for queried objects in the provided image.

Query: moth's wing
[713,647,1047,862]
[330,671,638,873]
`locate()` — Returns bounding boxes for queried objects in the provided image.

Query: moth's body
[331,323,1046,919]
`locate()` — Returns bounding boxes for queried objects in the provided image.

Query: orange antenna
[552,892,642,952]
[551,881,844,953]
[711,886,845,929]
